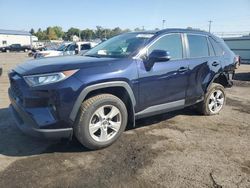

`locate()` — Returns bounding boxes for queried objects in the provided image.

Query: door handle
[212,61,219,67]
[178,67,189,72]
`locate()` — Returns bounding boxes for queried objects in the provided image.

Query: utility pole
[208,20,213,33]
[162,20,166,29]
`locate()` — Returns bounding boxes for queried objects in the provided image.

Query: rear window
[187,34,209,58]
[209,37,224,56]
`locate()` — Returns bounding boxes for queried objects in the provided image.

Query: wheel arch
[70,81,136,127]
[206,72,231,92]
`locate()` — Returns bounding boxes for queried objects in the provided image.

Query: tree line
[30,26,147,41]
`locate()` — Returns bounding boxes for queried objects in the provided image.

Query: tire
[197,83,226,115]
[74,94,128,150]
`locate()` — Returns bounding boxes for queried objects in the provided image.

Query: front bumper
[9,92,73,140]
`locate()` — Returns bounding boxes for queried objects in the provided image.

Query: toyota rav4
[9,29,236,149]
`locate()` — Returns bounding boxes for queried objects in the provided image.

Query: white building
[0,29,32,47]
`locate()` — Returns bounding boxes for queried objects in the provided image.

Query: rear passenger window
[209,38,224,56]
[148,34,183,60]
[187,35,209,58]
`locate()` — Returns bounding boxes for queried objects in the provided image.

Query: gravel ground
[0,53,250,188]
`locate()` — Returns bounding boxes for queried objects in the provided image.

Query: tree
[81,29,95,40]
[46,27,58,40]
[111,27,123,37]
[65,27,80,41]
[95,26,104,39]
[35,28,47,40]
[123,28,131,33]
[134,27,143,31]
[52,26,64,39]
[30,28,35,35]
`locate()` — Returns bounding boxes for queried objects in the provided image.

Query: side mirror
[145,50,171,71]
[148,50,171,62]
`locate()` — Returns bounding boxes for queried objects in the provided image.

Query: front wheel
[74,94,128,150]
[198,83,226,115]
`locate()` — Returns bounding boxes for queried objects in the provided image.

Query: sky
[0,0,249,34]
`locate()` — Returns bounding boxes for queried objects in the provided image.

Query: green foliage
[52,26,64,39]
[81,29,95,40]
[35,28,47,40]
[32,26,132,41]
[46,27,58,40]
[30,28,35,35]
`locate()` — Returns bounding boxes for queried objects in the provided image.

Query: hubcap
[89,105,122,142]
[208,89,224,113]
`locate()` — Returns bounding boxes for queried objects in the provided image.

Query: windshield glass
[84,33,154,58]
[57,44,68,51]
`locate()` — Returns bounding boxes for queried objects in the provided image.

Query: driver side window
[148,34,183,60]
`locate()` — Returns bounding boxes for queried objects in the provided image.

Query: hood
[14,55,120,75]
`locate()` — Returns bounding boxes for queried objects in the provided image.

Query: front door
[137,33,189,112]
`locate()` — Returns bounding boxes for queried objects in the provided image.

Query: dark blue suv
[9,29,236,149]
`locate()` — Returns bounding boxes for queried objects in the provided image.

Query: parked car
[8,29,236,149]
[63,42,98,56]
[34,42,97,59]
[34,43,71,59]
[0,44,31,52]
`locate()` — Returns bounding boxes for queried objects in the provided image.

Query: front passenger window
[148,34,183,60]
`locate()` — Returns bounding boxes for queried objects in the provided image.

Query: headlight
[24,70,79,87]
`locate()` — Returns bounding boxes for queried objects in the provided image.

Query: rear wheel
[198,83,226,115]
[74,94,128,150]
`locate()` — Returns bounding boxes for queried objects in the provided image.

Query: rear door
[185,34,220,105]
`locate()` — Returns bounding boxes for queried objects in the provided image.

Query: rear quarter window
[209,37,224,56]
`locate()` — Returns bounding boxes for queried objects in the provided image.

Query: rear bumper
[9,90,73,140]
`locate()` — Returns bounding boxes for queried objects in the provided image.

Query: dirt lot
[0,53,250,188]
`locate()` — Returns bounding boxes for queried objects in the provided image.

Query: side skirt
[135,99,185,119]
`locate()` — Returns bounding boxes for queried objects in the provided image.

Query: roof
[0,29,31,36]
[130,28,211,36]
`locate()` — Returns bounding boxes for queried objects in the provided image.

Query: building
[0,29,32,47]
[223,36,250,63]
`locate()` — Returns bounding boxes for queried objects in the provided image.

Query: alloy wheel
[89,105,122,142]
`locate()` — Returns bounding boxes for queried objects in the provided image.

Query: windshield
[84,33,154,58]
[57,44,68,51]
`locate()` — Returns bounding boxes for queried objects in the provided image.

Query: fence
[223,36,250,63]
